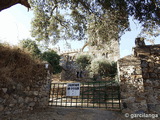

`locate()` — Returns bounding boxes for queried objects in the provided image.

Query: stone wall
[88,39,120,61]
[60,57,89,80]
[118,44,160,114]
[0,64,51,116]
[60,52,90,80]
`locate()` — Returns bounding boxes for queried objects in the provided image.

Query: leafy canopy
[19,39,41,58]
[30,0,160,45]
[76,54,92,69]
[41,50,62,74]
[19,39,62,74]
[90,59,117,78]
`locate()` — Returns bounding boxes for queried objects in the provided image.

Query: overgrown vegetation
[0,44,47,87]
[75,54,117,80]
[19,39,41,58]
[19,39,61,74]
[90,59,117,78]
[41,50,61,74]
[76,54,92,70]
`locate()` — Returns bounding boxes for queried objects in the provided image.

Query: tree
[0,0,31,12]
[76,54,92,70]
[30,0,160,45]
[20,39,62,74]
[41,50,62,74]
[90,59,117,78]
[19,39,41,58]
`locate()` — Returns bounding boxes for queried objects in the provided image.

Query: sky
[0,4,160,58]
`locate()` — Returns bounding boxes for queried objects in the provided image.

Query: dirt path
[2,107,159,120]
[1,107,125,120]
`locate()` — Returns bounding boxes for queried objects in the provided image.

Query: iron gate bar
[49,81,121,110]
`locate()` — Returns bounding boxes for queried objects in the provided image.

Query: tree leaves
[29,0,160,46]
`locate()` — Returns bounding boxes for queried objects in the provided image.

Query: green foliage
[41,50,62,74]
[19,39,41,58]
[76,54,92,69]
[90,59,117,78]
[30,0,160,45]
[19,39,61,74]
[76,54,117,79]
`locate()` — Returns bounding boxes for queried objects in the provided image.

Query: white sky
[0,4,160,58]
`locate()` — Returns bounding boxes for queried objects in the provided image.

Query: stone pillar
[119,44,160,115]
[118,55,148,113]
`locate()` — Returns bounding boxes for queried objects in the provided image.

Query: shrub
[41,50,62,74]
[20,39,61,74]
[76,54,92,70]
[90,58,117,78]
[19,39,41,58]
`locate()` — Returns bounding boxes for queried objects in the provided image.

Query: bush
[41,50,62,74]
[76,54,92,70]
[90,58,117,78]
[19,39,41,58]
[20,39,61,74]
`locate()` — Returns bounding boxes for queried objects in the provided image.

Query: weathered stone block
[135,98,145,103]
[155,104,160,114]
[25,97,30,103]
[147,104,156,112]
[0,97,4,103]
[154,68,160,73]
[29,102,36,107]
[150,73,158,78]
[148,62,155,68]
[141,60,148,67]
[0,105,4,111]
[135,69,142,75]
[18,97,24,104]
[142,73,149,79]
[148,68,154,72]
[33,91,39,96]
[2,88,7,93]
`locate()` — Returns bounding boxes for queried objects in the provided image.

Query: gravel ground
[1,107,160,120]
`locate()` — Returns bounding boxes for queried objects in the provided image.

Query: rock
[18,97,24,103]
[155,104,160,113]
[29,102,35,107]
[135,110,145,114]
[0,105,4,111]
[0,97,4,103]
[33,91,39,96]
[9,103,15,107]
[25,97,30,103]
[2,88,7,93]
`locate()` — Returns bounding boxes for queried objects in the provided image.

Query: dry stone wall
[118,44,160,114]
[0,64,51,116]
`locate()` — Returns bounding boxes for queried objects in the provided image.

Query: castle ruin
[58,39,120,80]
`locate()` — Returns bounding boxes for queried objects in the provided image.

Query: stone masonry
[0,63,51,116]
[118,41,160,114]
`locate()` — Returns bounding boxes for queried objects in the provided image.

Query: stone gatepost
[118,42,160,115]
[118,55,148,113]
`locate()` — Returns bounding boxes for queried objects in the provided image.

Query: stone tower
[87,39,120,61]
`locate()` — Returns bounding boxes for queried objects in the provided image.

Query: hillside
[0,44,47,87]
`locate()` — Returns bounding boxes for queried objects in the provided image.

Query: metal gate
[49,81,121,110]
